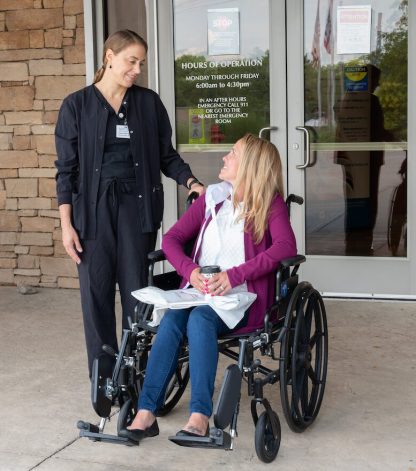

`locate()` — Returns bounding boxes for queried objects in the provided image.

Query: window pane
[173,0,270,214]
[304,0,407,257]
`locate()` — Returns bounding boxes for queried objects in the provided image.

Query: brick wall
[0,0,85,289]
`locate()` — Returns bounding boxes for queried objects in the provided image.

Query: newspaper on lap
[131,287,256,329]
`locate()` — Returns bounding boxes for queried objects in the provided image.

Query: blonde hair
[93,30,148,84]
[233,133,284,244]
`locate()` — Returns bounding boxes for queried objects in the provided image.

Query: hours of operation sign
[175,57,269,145]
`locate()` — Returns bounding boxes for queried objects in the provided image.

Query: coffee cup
[200,265,221,297]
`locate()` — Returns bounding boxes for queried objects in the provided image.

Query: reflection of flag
[311,0,321,67]
[324,0,333,54]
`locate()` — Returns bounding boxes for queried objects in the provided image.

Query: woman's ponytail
[93,65,106,84]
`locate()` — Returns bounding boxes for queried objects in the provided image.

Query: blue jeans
[138,305,232,417]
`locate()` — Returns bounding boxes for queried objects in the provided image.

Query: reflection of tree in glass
[303,0,408,143]
[174,52,270,144]
[372,0,407,141]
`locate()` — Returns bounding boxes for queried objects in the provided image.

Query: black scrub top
[94,86,135,179]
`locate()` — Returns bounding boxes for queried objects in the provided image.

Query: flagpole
[318,63,322,125]
[318,0,322,126]
[312,0,322,124]
[331,43,335,127]
[330,0,335,128]
[324,0,335,128]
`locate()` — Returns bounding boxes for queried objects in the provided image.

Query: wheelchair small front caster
[254,410,281,463]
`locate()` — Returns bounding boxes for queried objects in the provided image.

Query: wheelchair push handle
[102,344,116,357]
[285,194,303,218]
[148,249,166,263]
[286,194,304,206]
[186,191,199,210]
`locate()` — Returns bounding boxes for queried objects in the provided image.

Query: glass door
[287,0,414,296]
[158,0,287,232]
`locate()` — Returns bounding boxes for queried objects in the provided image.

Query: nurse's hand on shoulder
[186,178,205,199]
[188,183,205,197]
[62,224,83,264]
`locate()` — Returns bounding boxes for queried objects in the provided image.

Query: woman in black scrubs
[55,30,204,375]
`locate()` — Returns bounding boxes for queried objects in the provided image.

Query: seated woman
[119,133,297,442]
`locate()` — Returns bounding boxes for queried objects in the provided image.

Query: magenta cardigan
[161,193,297,333]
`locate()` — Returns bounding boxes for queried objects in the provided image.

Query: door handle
[295,126,311,169]
[258,126,278,139]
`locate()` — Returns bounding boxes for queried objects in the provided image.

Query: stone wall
[0,0,85,289]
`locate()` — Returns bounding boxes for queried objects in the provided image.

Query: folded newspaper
[131,286,257,329]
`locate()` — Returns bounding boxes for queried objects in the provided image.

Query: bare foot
[127,409,156,431]
[182,412,209,436]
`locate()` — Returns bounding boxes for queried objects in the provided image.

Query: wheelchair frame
[77,195,329,463]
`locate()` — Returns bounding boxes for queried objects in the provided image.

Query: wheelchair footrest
[77,419,136,446]
[79,429,137,446]
[169,428,232,450]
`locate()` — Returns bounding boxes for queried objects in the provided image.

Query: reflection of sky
[174,0,269,59]
[305,0,405,65]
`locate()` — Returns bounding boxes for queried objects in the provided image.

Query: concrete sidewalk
[0,286,415,471]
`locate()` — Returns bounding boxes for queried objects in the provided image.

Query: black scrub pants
[77,178,157,375]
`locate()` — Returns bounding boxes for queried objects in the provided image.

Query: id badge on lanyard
[116,124,130,139]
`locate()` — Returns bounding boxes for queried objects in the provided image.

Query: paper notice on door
[208,8,240,56]
[337,5,372,55]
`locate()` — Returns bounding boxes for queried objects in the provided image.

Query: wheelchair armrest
[280,255,306,268]
[274,255,306,304]
[147,249,166,263]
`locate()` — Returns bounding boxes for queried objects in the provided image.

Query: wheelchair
[387,156,407,256]
[77,194,328,463]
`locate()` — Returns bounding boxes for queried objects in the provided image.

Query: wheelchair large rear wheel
[157,355,190,416]
[387,181,407,256]
[280,283,328,432]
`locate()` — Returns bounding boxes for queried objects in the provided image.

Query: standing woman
[55,30,204,376]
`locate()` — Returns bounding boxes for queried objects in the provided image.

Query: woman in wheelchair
[119,133,297,443]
